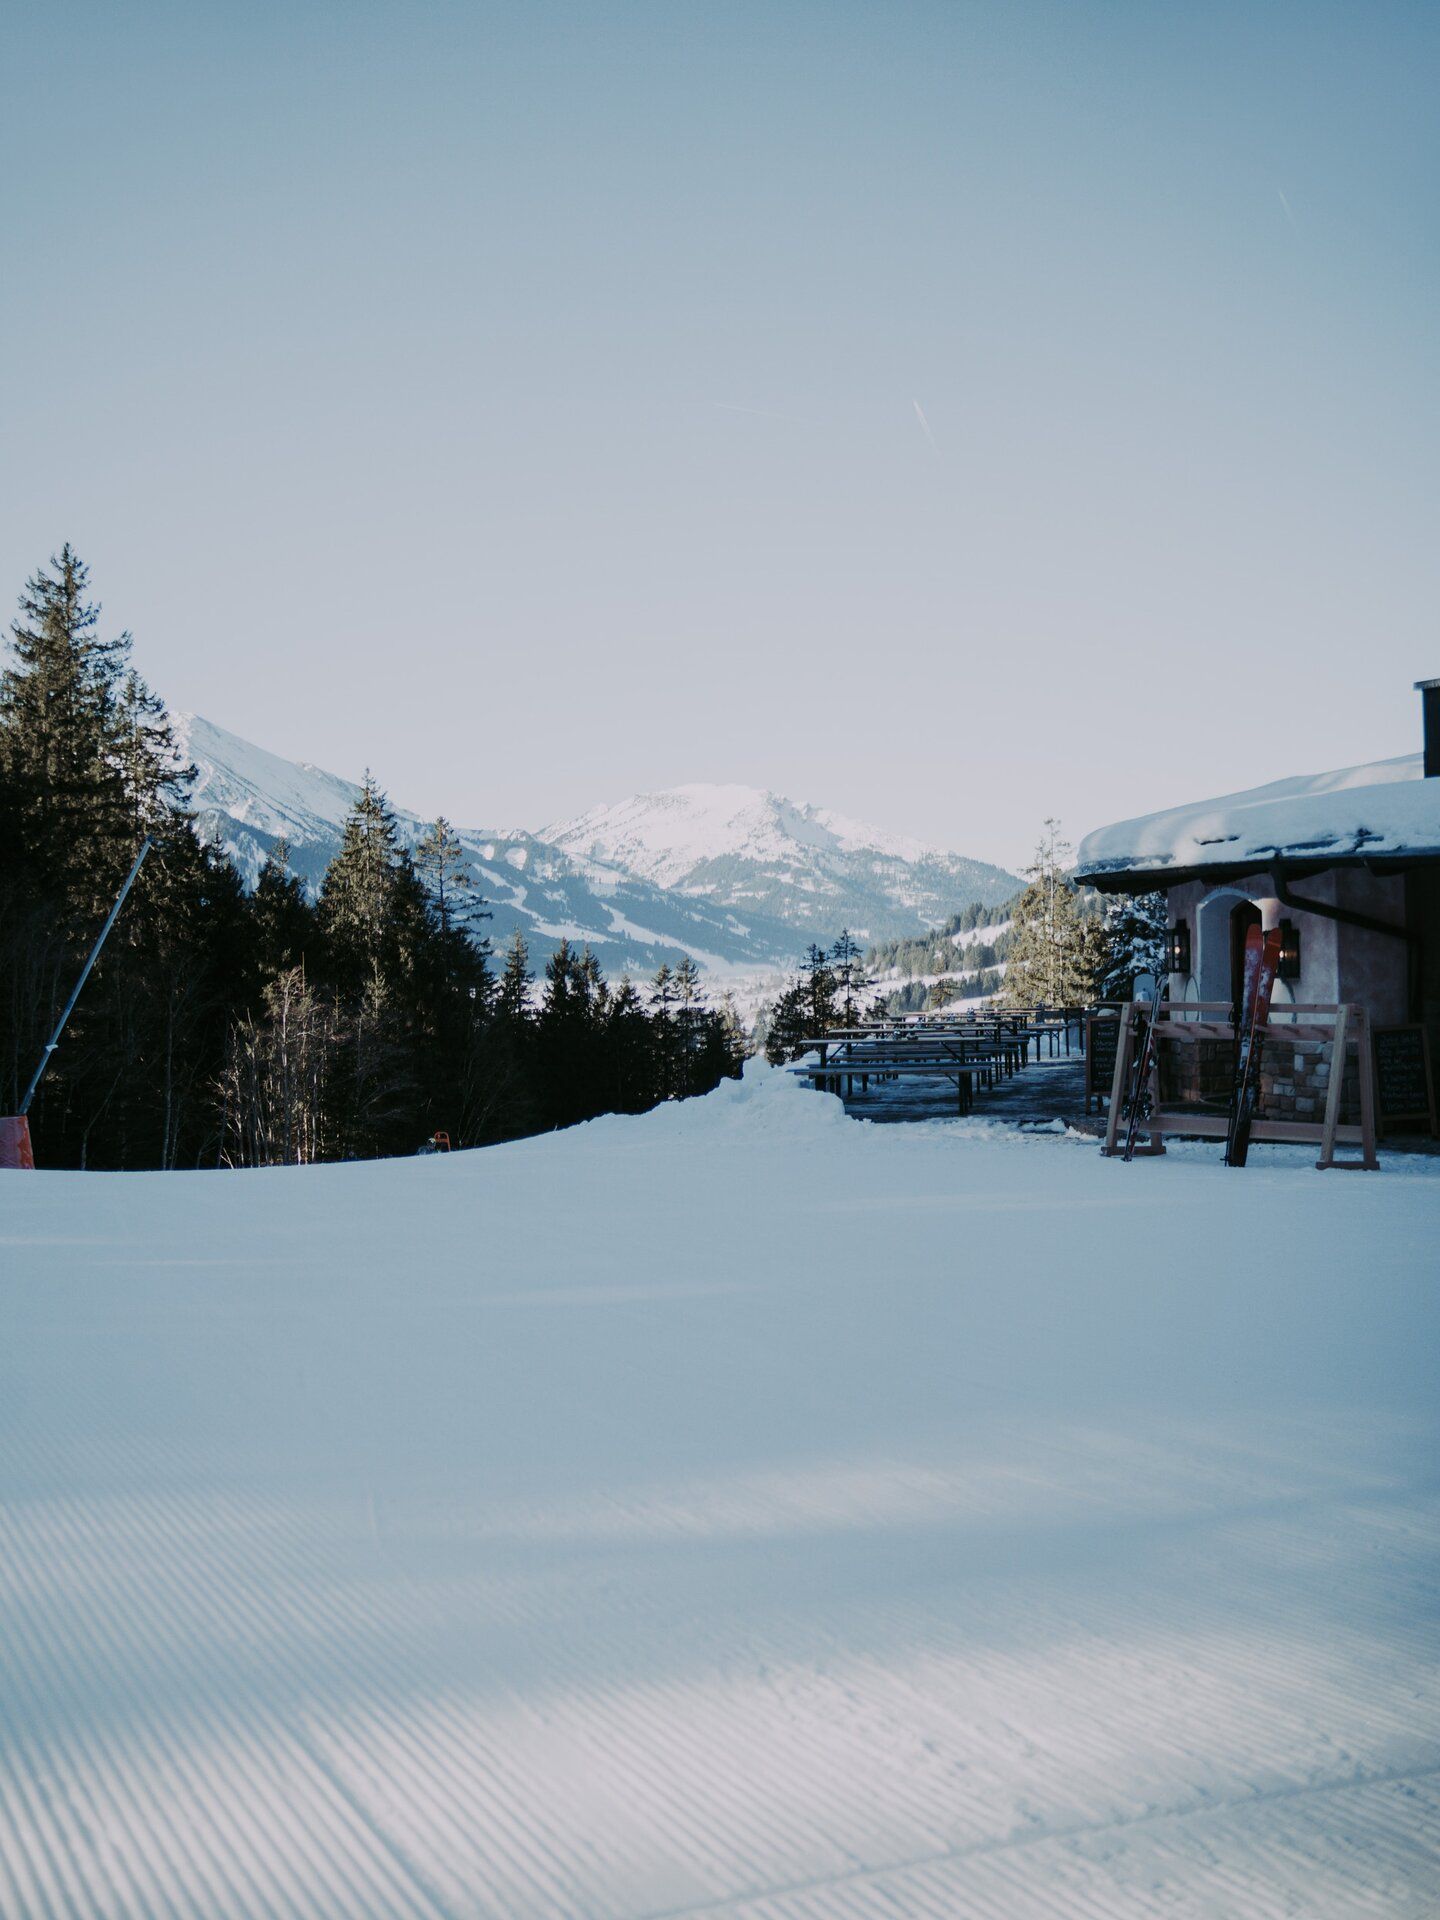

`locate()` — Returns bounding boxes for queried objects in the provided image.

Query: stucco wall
[1162,869,1408,1021]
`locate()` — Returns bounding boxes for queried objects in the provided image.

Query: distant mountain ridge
[176,714,801,978]
[547,784,1019,943]
[174,714,1020,976]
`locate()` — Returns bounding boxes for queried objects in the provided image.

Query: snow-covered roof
[1076,753,1440,889]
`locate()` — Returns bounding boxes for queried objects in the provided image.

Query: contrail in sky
[1277,187,1299,234]
[912,400,939,452]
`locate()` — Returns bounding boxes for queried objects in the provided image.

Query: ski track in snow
[2,1066,1438,1917]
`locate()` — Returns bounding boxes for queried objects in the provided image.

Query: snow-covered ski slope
[3,1068,1438,1918]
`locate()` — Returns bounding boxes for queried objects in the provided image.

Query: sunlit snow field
[3,1063,1438,1918]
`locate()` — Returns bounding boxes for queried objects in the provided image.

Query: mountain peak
[177,713,1020,970]
[545,782,948,888]
[545,783,1016,933]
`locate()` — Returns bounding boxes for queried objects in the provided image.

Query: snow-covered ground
[3,1068,1438,1918]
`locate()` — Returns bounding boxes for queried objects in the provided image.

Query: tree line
[763,824,1167,1052]
[0,548,745,1169]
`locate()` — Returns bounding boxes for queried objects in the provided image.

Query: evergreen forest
[0,549,746,1169]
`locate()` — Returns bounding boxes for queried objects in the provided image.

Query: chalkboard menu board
[1087,1015,1122,1107]
[1373,1025,1436,1134]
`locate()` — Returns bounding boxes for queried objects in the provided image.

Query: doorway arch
[1194,888,1258,1009]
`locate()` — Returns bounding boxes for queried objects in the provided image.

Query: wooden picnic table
[798,1020,1034,1113]
[790,1050,1007,1115]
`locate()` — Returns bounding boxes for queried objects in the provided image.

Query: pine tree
[1005,820,1106,1008]
[650,962,677,1097]
[318,775,428,1001]
[830,929,870,1026]
[251,838,316,979]
[0,547,253,1167]
[673,954,703,1096]
[800,943,837,1035]
[578,945,607,1018]
[605,974,653,1112]
[416,816,489,950]
[537,940,604,1128]
[497,930,533,1027]
[459,927,532,1145]
[541,938,578,1024]
[314,776,440,1156]
[113,668,193,837]
[0,545,133,912]
[692,996,747,1088]
[763,981,810,1063]
[1099,892,1169,1001]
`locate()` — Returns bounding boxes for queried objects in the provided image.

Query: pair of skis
[1224,924,1284,1167]
[1118,923,1282,1164]
[1120,974,1167,1160]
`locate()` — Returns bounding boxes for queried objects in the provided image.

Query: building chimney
[1418,678,1440,778]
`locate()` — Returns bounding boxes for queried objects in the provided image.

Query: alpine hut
[1075,680,1440,1065]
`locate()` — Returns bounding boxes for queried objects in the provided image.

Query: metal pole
[19,836,153,1117]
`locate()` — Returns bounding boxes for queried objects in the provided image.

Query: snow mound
[601,1052,854,1145]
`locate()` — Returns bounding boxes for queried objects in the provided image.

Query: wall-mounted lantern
[1166,919,1191,974]
[1278,917,1301,981]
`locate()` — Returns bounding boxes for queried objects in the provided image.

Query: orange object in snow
[0,1116,36,1169]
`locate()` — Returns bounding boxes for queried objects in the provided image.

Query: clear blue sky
[2,1,1436,869]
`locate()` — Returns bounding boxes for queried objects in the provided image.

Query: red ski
[1225,926,1284,1167]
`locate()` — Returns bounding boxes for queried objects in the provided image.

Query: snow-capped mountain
[547,784,1018,943]
[175,715,1020,976]
[177,715,804,977]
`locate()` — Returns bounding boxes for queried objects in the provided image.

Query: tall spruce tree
[251,839,316,979]
[315,777,437,1156]
[114,669,193,837]
[673,954,703,1096]
[0,545,133,912]
[416,816,490,955]
[763,981,810,1063]
[318,775,429,1000]
[605,975,652,1112]
[650,962,677,1097]
[800,942,838,1035]
[830,929,869,1026]
[1005,820,1107,1008]
[1099,892,1169,1001]
[497,929,533,1028]
[0,547,255,1166]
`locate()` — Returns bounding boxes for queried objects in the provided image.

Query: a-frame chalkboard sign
[1372,1025,1437,1136]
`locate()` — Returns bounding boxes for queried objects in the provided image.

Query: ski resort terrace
[791,1005,1440,1152]
[790,1008,1095,1128]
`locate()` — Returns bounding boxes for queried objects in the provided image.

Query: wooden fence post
[1102,1003,1137,1156]
[1316,1004,1349,1171]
